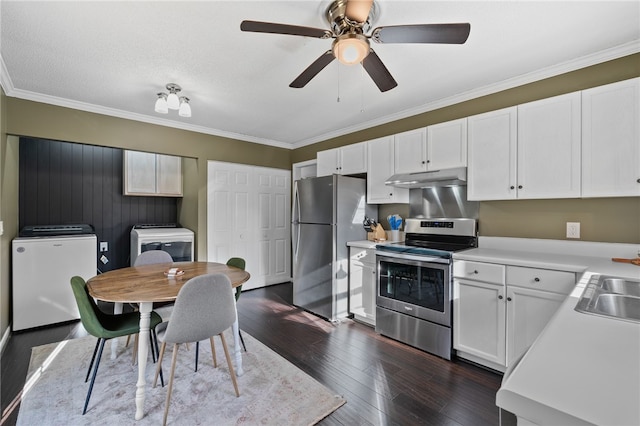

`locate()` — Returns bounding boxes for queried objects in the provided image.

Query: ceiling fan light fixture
[333,33,369,65]
[178,97,191,117]
[154,93,168,114]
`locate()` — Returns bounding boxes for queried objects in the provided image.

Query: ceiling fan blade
[372,23,471,44]
[290,51,336,88]
[240,20,332,39]
[345,0,373,23]
[362,49,397,92]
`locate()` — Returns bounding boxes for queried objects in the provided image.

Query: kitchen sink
[575,275,640,323]
[600,278,640,297]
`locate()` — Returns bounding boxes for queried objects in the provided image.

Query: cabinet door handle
[534,277,540,282]
[637,178,640,183]
[472,270,479,274]
[518,185,523,189]
[510,186,515,190]
[507,297,512,302]
[498,295,503,300]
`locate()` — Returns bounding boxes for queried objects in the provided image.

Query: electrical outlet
[566,222,581,239]
[100,241,108,252]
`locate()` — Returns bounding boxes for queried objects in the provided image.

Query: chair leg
[153,341,167,387]
[85,339,101,383]
[132,333,139,365]
[162,343,180,426]
[152,330,164,387]
[83,338,106,415]
[209,337,218,368]
[194,341,199,372]
[219,333,240,397]
[239,329,247,352]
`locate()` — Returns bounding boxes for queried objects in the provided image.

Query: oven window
[379,260,446,312]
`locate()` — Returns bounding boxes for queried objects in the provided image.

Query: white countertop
[347,240,385,249]
[454,239,640,425]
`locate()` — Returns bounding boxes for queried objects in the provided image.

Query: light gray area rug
[17,331,345,425]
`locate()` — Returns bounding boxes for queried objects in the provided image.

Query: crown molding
[291,40,640,149]
[0,53,15,95]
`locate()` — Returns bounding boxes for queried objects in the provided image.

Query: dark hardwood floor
[1,282,509,425]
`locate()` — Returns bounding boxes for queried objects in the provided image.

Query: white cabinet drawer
[453,260,505,284]
[351,248,376,265]
[506,266,576,294]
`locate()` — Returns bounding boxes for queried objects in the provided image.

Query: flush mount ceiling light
[154,83,192,117]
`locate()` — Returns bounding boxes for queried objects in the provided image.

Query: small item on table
[164,268,185,277]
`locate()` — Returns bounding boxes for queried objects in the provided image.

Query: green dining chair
[194,257,246,372]
[70,276,164,414]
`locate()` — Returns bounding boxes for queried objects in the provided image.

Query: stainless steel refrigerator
[292,175,376,322]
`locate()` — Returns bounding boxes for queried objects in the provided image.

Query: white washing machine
[130,224,194,265]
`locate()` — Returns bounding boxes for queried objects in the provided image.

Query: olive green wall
[292,53,640,244]
[5,98,292,259]
[291,54,640,163]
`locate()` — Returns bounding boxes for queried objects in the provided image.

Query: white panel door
[207,161,290,290]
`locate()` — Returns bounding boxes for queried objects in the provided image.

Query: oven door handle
[376,251,451,264]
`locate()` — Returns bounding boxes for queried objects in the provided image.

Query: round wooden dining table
[86,261,250,421]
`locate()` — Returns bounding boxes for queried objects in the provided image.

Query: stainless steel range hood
[385,167,467,189]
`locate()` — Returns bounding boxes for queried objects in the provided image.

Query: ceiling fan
[240,0,470,92]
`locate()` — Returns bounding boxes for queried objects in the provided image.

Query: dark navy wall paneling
[19,138,178,272]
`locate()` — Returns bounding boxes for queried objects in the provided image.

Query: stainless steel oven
[375,218,477,360]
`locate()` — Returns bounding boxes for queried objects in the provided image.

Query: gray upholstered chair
[134,249,173,266]
[153,273,240,426]
[127,249,175,359]
[194,257,246,371]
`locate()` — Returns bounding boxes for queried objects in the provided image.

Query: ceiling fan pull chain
[360,66,365,113]
[337,62,341,103]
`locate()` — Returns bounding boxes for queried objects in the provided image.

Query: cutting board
[612,257,640,266]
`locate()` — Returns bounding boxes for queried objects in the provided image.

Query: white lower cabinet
[349,247,377,326]
[453,260,576,372]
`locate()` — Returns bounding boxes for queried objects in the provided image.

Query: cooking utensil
[612,258,640,266]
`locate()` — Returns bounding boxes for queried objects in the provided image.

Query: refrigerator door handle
[292,181,300,259]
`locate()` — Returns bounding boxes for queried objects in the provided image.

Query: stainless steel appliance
[292,175,376,322]
[375,218,477,359]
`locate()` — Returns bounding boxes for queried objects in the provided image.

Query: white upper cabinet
[316,142,367,176]
[427,118,468,170]
[124,150,182,197]
[468,93,581,201]
[394,119,467,174]
[517,92,581,199]
[394,128,427,174]
[468,107,518,200]
[367,136,409,204]
[582,78,640,197]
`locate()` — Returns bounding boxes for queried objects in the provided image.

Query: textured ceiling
[1,1,639,149]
